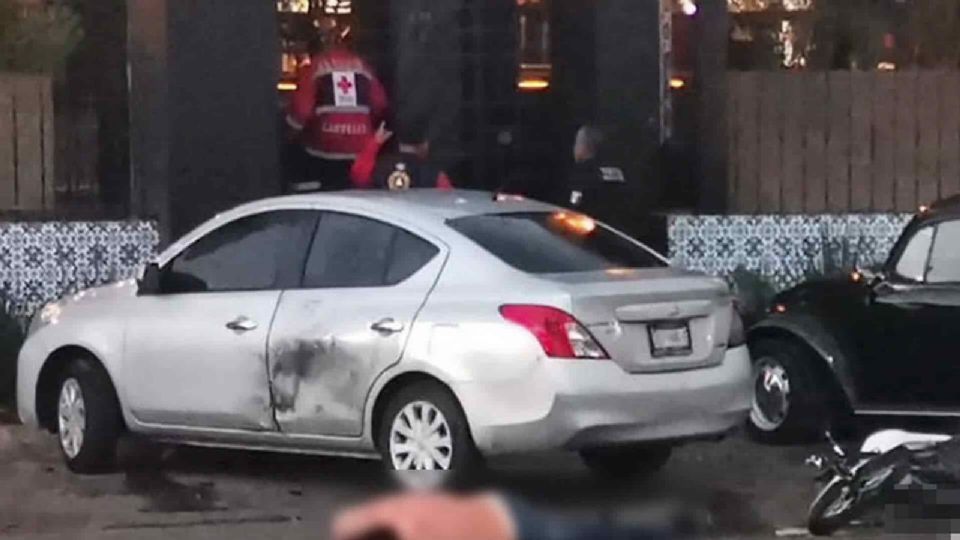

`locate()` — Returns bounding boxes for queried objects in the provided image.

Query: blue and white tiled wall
[0,214,916,318]
[0,222,158,318]
[668,214,913,290]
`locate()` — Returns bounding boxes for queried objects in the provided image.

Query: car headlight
[728,309,746,348]
[29,302,62,335]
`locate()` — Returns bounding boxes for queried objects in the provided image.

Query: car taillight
[499,305,609,360]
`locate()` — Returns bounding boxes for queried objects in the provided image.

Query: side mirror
[138,263,162,296]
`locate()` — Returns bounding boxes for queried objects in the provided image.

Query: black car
[748,197,960,442]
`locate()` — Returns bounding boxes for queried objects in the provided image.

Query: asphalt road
[0,417,896,540]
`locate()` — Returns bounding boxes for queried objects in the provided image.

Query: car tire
[580,443,672,482]
[56,357,123,474]
[377,381,482,488]
[747,338,832,444]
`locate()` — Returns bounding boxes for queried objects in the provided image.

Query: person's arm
[333,493,677,540]
[506,496,675,540]
[287,65,317,133]
[350,123,392,189]
[436,171,454,190]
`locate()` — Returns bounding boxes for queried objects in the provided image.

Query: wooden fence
[0,74,54,212]
[728,70,960,214]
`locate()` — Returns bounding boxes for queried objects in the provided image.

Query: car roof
[236,189,560,226]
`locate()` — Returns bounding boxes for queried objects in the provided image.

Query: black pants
[305,157,352,191]
[286,145,353,192]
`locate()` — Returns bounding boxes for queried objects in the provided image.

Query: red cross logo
[337,75,354,95]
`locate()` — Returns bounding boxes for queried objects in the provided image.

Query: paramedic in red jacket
[287,24,388,192]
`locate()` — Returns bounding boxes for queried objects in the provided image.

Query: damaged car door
[267,211,444,438]
[124,210,319,431]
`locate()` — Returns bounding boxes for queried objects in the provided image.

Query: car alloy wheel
[388,401,453,471]
[58,378,87,459]
[751,357,791,432]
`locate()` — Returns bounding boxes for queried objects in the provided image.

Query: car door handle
[226,316,259,333]
[371,318,404,335]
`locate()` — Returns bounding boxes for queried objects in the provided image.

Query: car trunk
[543,268,734,374]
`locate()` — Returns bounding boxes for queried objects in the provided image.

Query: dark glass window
[303,212,438,288]
[161,210,318,294]
[448,212,666,274]
[386,230,440,285]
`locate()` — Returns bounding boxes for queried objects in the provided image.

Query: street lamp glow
[681,0,697,16]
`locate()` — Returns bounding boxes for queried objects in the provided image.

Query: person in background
[350,117,454,191]
[333,492,682,540]
[286,17,389,192]
[495,125,624,212]
[566,125,626,216]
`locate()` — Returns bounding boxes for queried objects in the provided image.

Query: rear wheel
[748,339,835,444]
[377,381,481,489]
[56,357,123,474]
[580,443,672,481]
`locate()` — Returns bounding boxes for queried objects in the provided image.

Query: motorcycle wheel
[808,477,864,536]
[807,460,906,537]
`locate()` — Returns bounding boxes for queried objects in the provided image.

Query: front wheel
[377,381,481,489]
[57,358,123,474]
[580,443,672,482]
[808,477,863,536]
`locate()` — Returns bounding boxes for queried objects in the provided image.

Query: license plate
[648,323,692,358]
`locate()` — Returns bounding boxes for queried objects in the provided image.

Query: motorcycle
[806,429,954,536]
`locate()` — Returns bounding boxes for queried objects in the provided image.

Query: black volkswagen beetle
[748,197,960,442]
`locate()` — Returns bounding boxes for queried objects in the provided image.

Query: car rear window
[448,212,667,274]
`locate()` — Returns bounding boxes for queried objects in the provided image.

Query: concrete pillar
[579,0,670,243]
[127,0,280,243]
[596,1,665,150]
[65,0,131,216]
[127,0,170,236]
[695,0,729,213]
[389,0,464,172]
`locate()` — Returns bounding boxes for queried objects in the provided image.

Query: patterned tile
[0,222,159,318]
[0,214,913,317]
[668,214,913,290]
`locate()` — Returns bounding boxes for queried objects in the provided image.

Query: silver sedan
[17,190,751,482]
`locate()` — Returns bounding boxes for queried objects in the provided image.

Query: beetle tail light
[500,305,609,360]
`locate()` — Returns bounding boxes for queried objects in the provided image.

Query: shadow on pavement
[0,406,19,425]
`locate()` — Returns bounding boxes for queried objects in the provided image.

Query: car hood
[52,279,139,314]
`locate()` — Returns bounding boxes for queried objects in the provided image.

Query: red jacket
[287,49,388,160]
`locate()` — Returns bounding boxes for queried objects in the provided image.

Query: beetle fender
[749,314,861,405]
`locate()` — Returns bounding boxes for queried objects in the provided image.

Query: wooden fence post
[0,73,55,213]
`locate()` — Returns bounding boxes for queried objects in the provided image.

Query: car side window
[386,230,440,285]
[894,226,934,283]
[161,210,318,294]
[303,212,438,288]
[927,220,960,284]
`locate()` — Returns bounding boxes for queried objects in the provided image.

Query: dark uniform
[565,158,627,219]
[370,150,454,191]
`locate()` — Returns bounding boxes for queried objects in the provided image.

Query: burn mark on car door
[269,334,366,434]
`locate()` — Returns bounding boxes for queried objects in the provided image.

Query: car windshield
[448,211,667,274]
